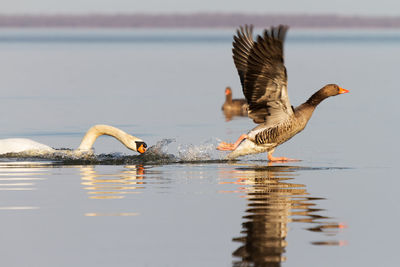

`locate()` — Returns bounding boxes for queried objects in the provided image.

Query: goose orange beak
[339,87,349,94]
[137,144,147,154]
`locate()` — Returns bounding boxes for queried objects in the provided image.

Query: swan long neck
[77,124,139,151]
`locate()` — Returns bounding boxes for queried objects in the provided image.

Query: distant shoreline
[1,13,400,29]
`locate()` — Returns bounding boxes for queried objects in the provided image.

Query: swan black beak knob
[136,142,147,154]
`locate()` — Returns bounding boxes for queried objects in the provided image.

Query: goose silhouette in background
[0,124,147,156]
[221,86,248,121]
[217,25,349,161]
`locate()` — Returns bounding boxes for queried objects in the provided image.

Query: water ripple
[0,162,48,210]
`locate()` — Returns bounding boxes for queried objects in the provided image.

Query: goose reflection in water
[80,165,145,216]
[219,164,347,266]
[223,108,249,122]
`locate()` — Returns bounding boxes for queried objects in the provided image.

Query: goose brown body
[217,25,349,161]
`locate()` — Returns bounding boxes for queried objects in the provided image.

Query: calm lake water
[0,28,399,266]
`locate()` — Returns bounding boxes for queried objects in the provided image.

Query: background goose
[221,86,249,121]
[221,86,248,113]
[217,25,349,161]
[0,124,147,155]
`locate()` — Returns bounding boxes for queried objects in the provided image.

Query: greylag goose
[221,87,249,121]
[0,124,147,155]
[217,25,349,161]
[222,86,248,113]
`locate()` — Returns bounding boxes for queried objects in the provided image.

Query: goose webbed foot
[267,151,300,162]
[217,134,248,151]
[217,141,235,151]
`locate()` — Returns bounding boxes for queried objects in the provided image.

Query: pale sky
[1,0,400,16]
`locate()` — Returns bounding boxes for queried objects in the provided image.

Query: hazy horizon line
[1,13,400,29]
[0,12,399,17]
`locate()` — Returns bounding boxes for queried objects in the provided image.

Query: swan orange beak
[339,87,349,94]
[137,144,147,154]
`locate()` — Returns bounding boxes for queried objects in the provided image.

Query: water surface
[0,28,398,266]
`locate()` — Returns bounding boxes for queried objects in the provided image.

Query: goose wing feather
[232,24,293,125]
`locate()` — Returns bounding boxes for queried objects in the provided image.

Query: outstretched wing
[232,25,254,89]
[232,25,293,124]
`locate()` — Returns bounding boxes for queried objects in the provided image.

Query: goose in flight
[0,124,147,155]
[217,25,349,161]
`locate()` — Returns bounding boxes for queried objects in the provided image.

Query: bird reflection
[220,164,346,266]
[80,165,145,216]
[0,161,49,211]
[223,109,249,122]
[80,165,145,199]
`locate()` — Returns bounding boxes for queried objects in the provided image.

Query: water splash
[138,139,177,163]
[178,143,213,161]
[146,138,175,155]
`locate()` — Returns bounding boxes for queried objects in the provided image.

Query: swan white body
[0,138,54,154]
[0,125,147,156]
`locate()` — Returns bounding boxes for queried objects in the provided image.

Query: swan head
[134,141,147,154]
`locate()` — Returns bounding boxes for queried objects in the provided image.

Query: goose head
[225,86,233,103]
[320,84,349,97]
[225,87,232,96]
[307,84,349,106]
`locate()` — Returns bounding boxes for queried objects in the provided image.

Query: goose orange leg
[267,150,299,162]
[217,134,248,151]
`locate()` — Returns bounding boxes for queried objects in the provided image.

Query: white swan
[0,124,147,156]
